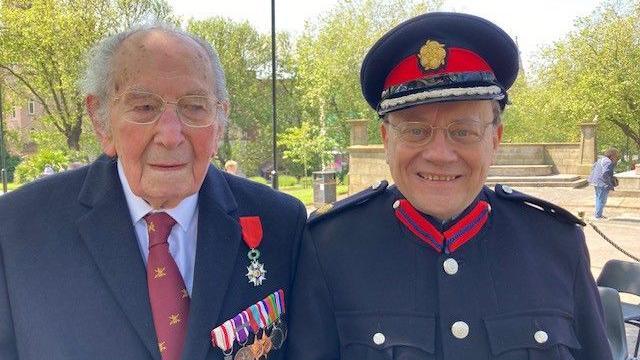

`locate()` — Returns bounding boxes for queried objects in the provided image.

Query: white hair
[81,23,229,130]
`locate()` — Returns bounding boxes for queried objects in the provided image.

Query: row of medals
[227,319,287,360]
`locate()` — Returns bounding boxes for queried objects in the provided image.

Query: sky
[167,0,604,69]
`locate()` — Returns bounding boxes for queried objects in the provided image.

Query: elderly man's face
[381,100,502,220]
[90,31,224,209]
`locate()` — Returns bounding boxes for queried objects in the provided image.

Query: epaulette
[308,180,389,225]
[494,184,585,226]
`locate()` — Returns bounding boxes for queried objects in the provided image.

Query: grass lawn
[280,184,348,205]
[2,181,348,206]
[2,182,20,193]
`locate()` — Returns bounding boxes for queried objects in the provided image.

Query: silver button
[373,332,385,345]
[371,181,382,190]
[451,321,469,339]
[502,185,513,194]
[393,200,400,209]
[487,203,492,213]
[443,258,459,275]
[534,330,548,344]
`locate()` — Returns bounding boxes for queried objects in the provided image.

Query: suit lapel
[76,157,160,359]
[182,167,243,360]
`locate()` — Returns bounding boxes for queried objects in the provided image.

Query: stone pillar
[578,123,597,175]
[347,119,369,146]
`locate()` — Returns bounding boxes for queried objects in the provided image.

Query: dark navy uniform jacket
[287,182,611,360]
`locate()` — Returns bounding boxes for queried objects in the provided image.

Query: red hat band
[378,40,505,115]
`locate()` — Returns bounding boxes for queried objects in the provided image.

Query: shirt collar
[117,159,198,231]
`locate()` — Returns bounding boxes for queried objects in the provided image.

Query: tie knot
[144,212,176,247]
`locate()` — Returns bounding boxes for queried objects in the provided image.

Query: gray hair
[81,23,229,130]
[604,147,620,160]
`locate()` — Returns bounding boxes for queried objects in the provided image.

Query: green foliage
[506,0,640,160]
[14,149,69,183]
[300,176,312,188]
[188,18,299,168]
[0,0,175,151]
[279,120,338,177]
[229,138,272,177]
[248,176,268,185]
[278,175,298,187]
[294,0,440,150]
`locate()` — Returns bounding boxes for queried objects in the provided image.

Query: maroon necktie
[145,212,190,360]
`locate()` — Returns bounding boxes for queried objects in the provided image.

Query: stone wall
[348,145,391,194]
[543,144,583,174]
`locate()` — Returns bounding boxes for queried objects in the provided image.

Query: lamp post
[270,0,278,189]
[0,80,7,193]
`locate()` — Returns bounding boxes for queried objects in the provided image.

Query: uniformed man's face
[381,100,502,220]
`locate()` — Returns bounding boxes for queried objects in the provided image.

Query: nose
[419,127,458,163]
[154,103,185,149]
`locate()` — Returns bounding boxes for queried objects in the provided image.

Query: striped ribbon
[210,319,235,351]
[210,289,287,352]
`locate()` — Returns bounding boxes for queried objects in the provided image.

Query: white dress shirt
[117,160,198,295]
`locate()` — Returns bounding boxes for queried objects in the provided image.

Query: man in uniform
[287,12,611,360]
[0,25,305,359]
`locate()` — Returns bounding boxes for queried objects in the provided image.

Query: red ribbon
[239,216,263,249]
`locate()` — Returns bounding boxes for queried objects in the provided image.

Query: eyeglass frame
[112,90,225,128]
[383,119,497,146]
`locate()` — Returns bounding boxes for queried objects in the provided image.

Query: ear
[493,123,503,150]
[491,123,503,162]
[380,121,391,164]
[86,95,116,157]
[380,121,389,147]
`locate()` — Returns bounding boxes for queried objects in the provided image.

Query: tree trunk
[66,122,82,151]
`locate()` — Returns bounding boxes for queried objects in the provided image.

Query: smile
[417,173,459,181]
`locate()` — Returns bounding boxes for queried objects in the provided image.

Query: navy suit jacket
[0,156,306,359]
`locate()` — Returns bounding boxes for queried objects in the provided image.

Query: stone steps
[489,165,554,176]
[486,174,588,188]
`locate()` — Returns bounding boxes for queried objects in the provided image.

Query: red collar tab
[239,216,263,249]
[394,200,490,253]
[383,41,494,90]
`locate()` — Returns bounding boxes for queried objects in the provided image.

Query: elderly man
[0,25,305,360]
[287,12,611,360]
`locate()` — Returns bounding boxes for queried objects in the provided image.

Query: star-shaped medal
[246,261,267,286]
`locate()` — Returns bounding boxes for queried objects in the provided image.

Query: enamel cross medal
[239,216,266,286]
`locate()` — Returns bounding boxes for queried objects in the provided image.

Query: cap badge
[418,40,446,71]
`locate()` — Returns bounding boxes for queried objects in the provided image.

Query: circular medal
[233,346,254,360]
[269,327,284,350]
[250,339,264,359]
[261,334,273,354]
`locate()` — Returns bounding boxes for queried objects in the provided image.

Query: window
[28,99,35,115]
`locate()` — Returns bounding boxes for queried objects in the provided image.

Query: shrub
[248,176,269,185]
[278,175,298,187]
[300,176,313,188]
[14,149,69,184]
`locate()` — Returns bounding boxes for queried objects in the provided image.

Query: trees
[506,1,640,161]
[279,120,337,177]
[0,0,174,151]
[293,0,441,149]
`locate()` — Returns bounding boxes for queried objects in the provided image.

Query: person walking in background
[41,164,55,177]
[588,147,620,219]
[224,159,246,177]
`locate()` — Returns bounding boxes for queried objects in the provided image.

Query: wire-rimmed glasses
[385,119,495,146]
[114,91,223,128]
